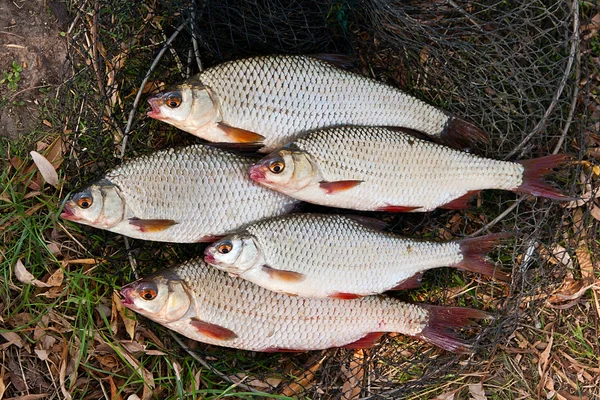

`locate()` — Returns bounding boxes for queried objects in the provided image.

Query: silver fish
[204,214,509,299]
[120,258,491,353]
[60,145,297,242]
[147,55,488,152]
[249,126,570,212]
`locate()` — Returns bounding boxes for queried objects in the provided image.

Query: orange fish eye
[166,94,181,108]
[140,288,157,300]
[269,160,285,174]
[217,242,232,254]
[77,196,93,209]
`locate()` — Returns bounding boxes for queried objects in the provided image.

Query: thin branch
[120,17,191,159]
[470,195,527,237]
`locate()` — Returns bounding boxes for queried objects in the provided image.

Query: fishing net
[54,0,597,398]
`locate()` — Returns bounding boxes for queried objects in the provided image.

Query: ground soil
[0,0,69,139]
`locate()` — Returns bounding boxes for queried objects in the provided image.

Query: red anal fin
[128,218,178,232]
[375,205,421,212]
[517,154,574,200]
[262,265,306,282]
[388,273,424,291]
[328,292,362,300]
[439,190,480,210]
[195,235,224,243]
[343,332,385,349]
[217,123,265,144]
[319,180,363,194]
[190,318,238,341]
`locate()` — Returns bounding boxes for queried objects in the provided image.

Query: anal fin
[190,318,238,341]
[376,205,421,212]
[343,332,385,349]
[388,273,424,291]
[319,180,363,194]
[262,265,306,282]
[439,190,480,210]
[217,123,265,144]
[328,292,362,300]
[128,218,178,232]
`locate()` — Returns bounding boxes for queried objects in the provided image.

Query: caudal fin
[440,117,490,150]
[517,154,573,200]
[414,305,492,354]
[455,233,512,282]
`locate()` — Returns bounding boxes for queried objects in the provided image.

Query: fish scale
[62,145,297,243]
[197,55,455,151]
[204,214,509,298]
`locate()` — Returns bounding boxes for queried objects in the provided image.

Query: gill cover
[61,179,125,228]
[204,233,263,275]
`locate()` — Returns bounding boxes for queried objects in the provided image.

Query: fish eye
[76,195,93,209]
[217,242,233,254]
[166,93,182,108]
[269,160,285,174]
[140,288,157,301]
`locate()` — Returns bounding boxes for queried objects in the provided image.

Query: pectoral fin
[375,205,421,212]
[319,180,363,194]
[128,218,178,232]
[217,123,265,144]
[328,292,362,300]
[262,265,306,282]
[190,318,238,341]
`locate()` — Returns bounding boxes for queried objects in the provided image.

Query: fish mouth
[147,98,164,120]
[204,252,216,265]
[248,165,266,182]
[119,286,135,307]
[60,202,80,221]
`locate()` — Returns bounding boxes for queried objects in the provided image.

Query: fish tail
[440,116,490,149]
[414,305,493,354]
[517,154,573,200]
[456,233,512,282]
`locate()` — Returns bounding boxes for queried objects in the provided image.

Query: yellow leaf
[30,150,59,188]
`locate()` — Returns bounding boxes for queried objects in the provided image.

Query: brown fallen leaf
[46,268,65,287]
[468,382,487,400]
[341,349,364,400]
[114,291,136,340]
[109,375,124,400]
[280,357,325,397]
[0,332,24,349]
[4,395,50,400]
[30,150,59,188]
[14,259,52,288]
[433,390,458,400]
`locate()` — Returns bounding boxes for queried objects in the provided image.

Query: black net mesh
[57,0,596,398]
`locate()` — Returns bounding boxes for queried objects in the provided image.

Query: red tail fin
[455,233,512,282]
[414,305,492,354]
[440,117,490,149]
[517,154,572,200]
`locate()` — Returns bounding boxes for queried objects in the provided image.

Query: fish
[120,257,491,353]
[203,214,510,299]
[147,55,489,152]
[60,145,297,242]
[249,126,572,212]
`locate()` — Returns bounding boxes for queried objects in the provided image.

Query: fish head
[147,83,219,134]
[249,148,320,193]
[120,271,191,323]
[60,179,125,229]
[204,233,262,275]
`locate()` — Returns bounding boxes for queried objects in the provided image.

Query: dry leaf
[46,269,64,287]
[109,375,124,400]
[468,382,487,400]
[0,332,24,349]
[0,362,6,400]
[4,394,50,400]
[591,204,600,222]
[280,357,324,397]
[434,390,457,400]
[47,242,61,256]
[126,395,141,400]
[114,291,136,339]
[14,259,52,287]
[341,350,364,400]
[34,349,49,361]
[30,150,59,188]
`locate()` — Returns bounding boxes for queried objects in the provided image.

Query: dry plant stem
[189,9,203,72]
[505,0,579,160]
[120,17,191,159]
[470,195,527,237]
[166,331,265,394]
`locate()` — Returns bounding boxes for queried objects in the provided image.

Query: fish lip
[248,165,266,182]
[203,250,216,265]
[147,97,164,119]
[60,202,80,221]
[119,286,135,307]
